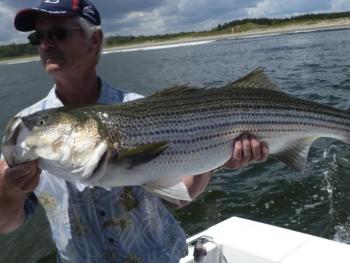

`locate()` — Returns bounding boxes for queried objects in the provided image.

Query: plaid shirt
[19,79,188,263]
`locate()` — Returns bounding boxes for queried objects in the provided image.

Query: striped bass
[2,69,350,201]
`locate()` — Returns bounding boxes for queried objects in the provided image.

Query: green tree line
[0,43,37,60]
[1,11,350,60]
[213,11,350,31]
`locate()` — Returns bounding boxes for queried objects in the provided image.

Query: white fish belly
[95,141,234,187]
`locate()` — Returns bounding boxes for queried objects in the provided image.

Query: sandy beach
[103,18,350,53]
[2,18,350,64]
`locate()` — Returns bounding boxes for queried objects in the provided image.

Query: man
[0,1,269,262]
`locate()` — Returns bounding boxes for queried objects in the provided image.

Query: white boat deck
[180,217,350,263]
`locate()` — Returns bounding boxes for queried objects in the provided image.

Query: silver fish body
[2,69,350,201]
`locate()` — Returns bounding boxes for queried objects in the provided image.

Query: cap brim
[14,8,75,32]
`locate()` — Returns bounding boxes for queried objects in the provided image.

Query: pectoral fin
[115,141,169,169]
[271,137,318,172]
[144,178,192,204]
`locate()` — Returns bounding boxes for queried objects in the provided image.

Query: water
[1,28,350,262]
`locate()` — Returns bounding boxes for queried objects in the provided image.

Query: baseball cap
[14,0,101,32]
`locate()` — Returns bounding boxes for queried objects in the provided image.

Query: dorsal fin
[152,85,197,97]
[226,68,280,91]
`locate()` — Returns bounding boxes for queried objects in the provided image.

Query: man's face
[35,15,96,75]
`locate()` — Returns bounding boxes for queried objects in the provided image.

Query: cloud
[100,0,347,37]
[330,0,350,11]
[0,4,23,44]
[246,0,331,18]
[1,0,350,44]
[104,0,260,36]
[95,0,164,17]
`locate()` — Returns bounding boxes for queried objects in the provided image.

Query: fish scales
[82,95,349,180]
[108,90,347,127]
[96,88,349,148]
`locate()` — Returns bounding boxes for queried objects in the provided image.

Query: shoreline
[2,18,350,64]
[103,18,350,53]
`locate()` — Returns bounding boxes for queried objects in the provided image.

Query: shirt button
[100,210,106,217]
[108,238,114,244]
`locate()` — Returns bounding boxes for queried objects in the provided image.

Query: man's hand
[0,160,40,234]
[0,160,41,198]
[224,135,269,169]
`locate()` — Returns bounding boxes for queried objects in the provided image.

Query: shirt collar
[49,77,123,106]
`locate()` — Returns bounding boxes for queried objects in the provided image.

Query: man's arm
[177,136,269,208]
[0,160,40,234]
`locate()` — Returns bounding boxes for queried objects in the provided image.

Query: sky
[1,0,350,45]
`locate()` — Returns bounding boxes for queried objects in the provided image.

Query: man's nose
[38,37,56,50]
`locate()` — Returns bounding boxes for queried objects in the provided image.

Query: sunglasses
[27,26,82,46]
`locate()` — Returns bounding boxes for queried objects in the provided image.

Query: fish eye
[37,119,45,126]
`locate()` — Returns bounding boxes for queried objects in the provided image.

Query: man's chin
[42,58,64,72]
[44,63,62,73]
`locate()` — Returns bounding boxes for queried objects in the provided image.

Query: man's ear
[91,30,104,53]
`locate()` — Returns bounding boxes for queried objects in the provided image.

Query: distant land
[1,11,350,62]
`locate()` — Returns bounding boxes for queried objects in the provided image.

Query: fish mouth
[1,117,36,166]
[1,117,27,166]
